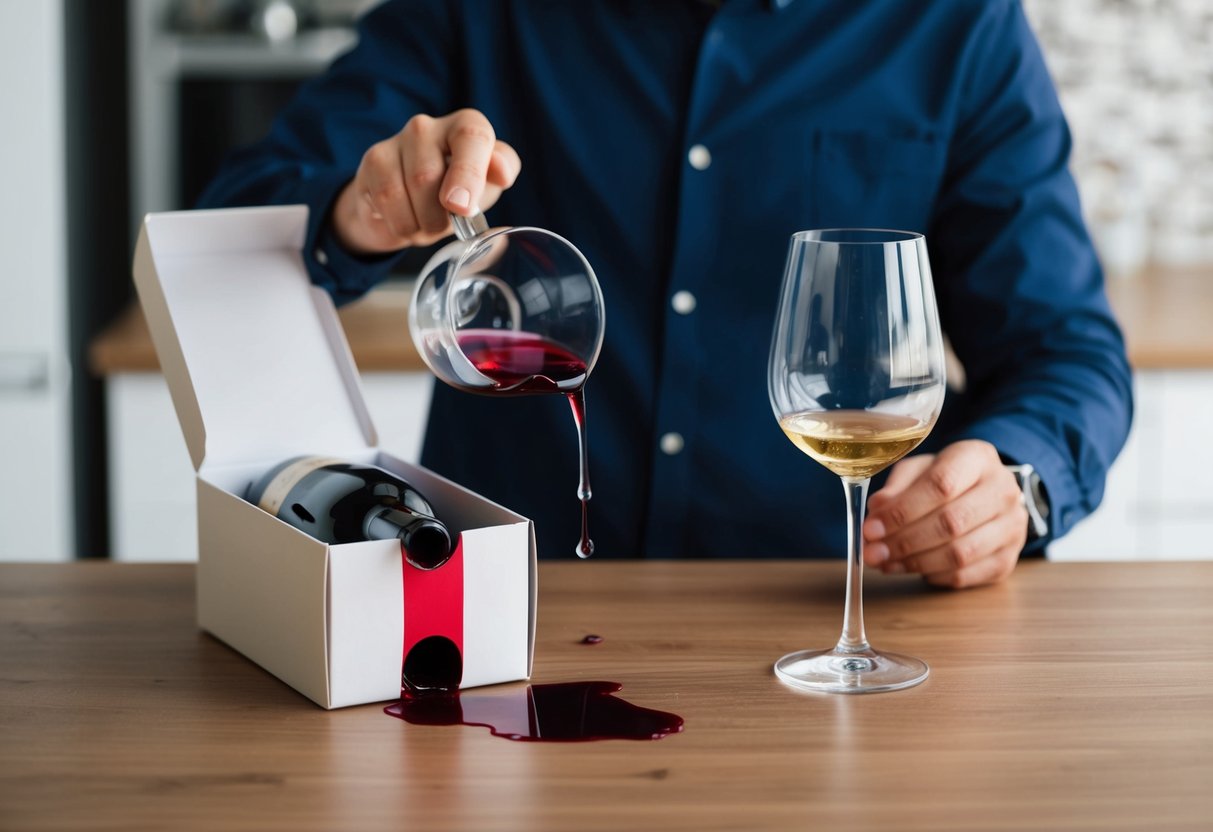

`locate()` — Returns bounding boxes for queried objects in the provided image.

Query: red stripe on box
[402,536,464,684]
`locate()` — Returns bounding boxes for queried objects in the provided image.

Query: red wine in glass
[456,329,595,558]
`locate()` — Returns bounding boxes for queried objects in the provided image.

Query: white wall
[1024,0,1213,272]
[1049,371,1213,562]
[0,2,73,561]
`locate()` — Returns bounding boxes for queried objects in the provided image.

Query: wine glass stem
[837,476,871,653]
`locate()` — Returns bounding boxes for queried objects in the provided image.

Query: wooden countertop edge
[89,266,1213,374]
[1105,266,1213,370]
[89,287,428,375]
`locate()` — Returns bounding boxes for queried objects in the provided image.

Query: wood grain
[1106,264,1213,369]
[90,265,1213,375]
[89,285,426,375]
[1,560,1211,832]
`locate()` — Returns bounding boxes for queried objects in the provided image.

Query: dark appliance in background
[69,0,375,557]
[163,0,376,207]
[130,0,370,224]
[178,77,302,208]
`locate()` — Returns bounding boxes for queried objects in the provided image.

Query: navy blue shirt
[199,0,1133,560]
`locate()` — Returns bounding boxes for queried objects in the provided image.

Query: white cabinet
[1048,370,1213,562]
[0,3,73,562]
[108,371,433,562]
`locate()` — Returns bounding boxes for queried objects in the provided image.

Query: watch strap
[1005,462,1050,541]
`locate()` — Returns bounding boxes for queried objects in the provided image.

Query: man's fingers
[400,114,451,236]
[869,454,933,509]
[358,139,417,241]
[329,110,519,255]
[439,109,497,216]
[480,143,522,213]
[888,504,1026,576]
[921,543,1021,589]
[877,472,1021,563]
[864,455,931,552]
[867,442,993,535]
[487,141,522,189]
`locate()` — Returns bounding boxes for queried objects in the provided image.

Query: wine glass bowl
[768,228,946,693]
[410,219,604,395]
[409,212,605,559]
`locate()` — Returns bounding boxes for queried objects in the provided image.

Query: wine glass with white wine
[768,229,946,693]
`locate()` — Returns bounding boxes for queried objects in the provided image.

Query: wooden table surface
[2,560,1211,832]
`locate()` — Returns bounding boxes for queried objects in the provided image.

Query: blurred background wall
[1025,0,1213,275]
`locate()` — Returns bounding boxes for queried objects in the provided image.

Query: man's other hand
[862,440,1029,589]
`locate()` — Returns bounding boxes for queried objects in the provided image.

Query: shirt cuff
[293,170,407,306]
[947,415,1084,554]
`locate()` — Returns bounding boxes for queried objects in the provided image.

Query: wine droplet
[576,496,594,558]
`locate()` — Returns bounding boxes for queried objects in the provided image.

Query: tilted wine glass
[768,228,946,693]
[409,211,605,557]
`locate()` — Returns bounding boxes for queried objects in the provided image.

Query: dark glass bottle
[246,456,452,569]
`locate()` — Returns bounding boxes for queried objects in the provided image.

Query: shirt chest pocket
[809,129,944,232]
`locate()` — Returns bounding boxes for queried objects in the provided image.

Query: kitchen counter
[1105,265,1213,368]
[90,283,427,374]
[90,266,1213,375]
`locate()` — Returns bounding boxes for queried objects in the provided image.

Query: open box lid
[132,206,378,472]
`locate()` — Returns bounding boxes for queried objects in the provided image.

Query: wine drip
[567,388,593,558]
[458,330,595,558]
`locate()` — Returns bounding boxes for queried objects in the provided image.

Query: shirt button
[314,247,330,266]
[671,290,697,315]
[660,432,685,455]
[688,144,712,171]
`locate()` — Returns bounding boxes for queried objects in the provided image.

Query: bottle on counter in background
[246,456,452,569]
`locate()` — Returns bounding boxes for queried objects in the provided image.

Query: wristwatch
[1005,463,1050,541]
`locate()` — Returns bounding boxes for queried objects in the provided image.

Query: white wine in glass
[768,228,946,693]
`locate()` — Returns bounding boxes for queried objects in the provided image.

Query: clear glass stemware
[768,229,946,693]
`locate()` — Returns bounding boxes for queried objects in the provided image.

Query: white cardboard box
[132,205,536,709]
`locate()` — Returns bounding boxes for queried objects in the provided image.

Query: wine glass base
[774,647,929,694]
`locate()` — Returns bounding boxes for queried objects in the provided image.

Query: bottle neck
[363,506,452,570]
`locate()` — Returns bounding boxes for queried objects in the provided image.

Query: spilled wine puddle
[385,681,683,742]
